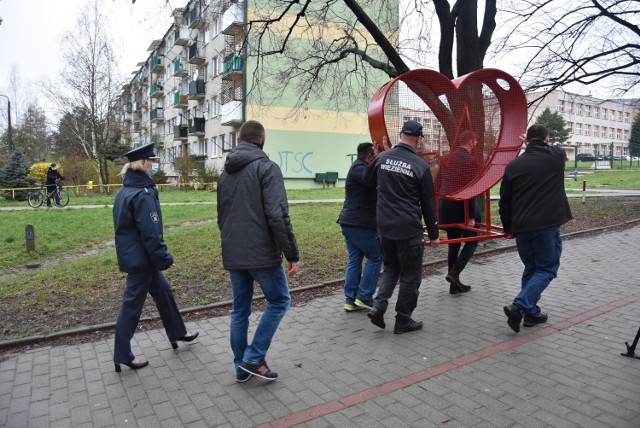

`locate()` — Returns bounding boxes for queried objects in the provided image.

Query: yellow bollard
[87,181,93,190]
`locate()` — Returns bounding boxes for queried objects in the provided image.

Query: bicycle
[28,179,69,208]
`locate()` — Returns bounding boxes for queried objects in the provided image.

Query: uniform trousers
[114,270,187,364]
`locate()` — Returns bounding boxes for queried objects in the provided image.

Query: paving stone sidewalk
[1,226,639,427]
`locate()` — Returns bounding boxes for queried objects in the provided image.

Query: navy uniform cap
[124,143,159,162]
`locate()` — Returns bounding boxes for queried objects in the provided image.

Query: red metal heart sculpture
[368,68,527,200]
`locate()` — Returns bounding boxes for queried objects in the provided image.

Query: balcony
[174,125,188,141]
[189,6,204,28]
[174,92,189,108]
[174,26,191,46]
[222,55,243,79]
[188,79,206,100]
[222,2,244,35]
[151,54,164,72]
[150,81,164,98]
[221,100,243,126]
[188,117,206,136]
[174,57,189,77]
[150,108,164,123]
[150,134,164,148]
[123,111,132,122]
[188,44,205,64]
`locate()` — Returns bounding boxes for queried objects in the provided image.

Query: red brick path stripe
[258,293,640,428]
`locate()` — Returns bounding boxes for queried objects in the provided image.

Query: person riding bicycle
[46,163,64,207]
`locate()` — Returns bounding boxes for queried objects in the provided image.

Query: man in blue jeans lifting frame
[338,142,383,312]
[217,120,300,382]
[499,124,573,333]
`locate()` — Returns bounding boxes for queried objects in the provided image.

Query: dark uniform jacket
[217,142,299,270]
[337,158,377,230]
[365,143,439,241]
[113,170,173,273]
[499,140,573,234]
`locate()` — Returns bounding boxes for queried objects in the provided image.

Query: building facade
[527,90,639,161]
[116,0,396,188]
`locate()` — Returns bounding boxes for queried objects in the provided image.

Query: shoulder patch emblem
[150,212,159,223]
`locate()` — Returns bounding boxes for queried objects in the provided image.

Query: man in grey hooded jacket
[217,120,300,382]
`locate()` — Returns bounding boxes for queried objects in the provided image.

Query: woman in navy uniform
[112,143,198,372]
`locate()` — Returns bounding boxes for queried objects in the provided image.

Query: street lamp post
[0,94,12,154]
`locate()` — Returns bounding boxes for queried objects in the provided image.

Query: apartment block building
[527,90,639,160]
[117,0,396,188]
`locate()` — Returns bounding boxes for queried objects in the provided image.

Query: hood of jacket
[123,169,156,188]
[224,142,268,173]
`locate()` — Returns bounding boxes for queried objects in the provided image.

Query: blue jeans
[341,226,383,304]
[229,266,291,374]
[514,227,562,317]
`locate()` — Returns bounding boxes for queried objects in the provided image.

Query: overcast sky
[0,0,173,117]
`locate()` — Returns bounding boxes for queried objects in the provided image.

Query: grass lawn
[2,184,640,341]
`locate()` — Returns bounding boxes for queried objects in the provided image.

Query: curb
[1,218,639,351]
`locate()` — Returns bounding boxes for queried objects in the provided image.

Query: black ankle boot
[446,266,471,294]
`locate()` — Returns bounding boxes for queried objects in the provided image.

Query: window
[567,121,573,133]
[557,99,564,112]
[601,126,607,138]
[618,111,623,122]
[609,127,614,138]
[625,112,630,123]
[575,123,582,134]
[211,136,221,157]
[211,15,220,36]
[229,132,238,148]
[584,124,591,136]
[616,129,621,139]
[594,125,600,137]
[593,107,599,119]
[568,102,574,114]
[220,134,228,151]
[624,130,629,140]
[212,56,218,77]
[198,139,206,156]
[212,96,219,117]
[585,105,591,117]
[602,108,607,120]
[610,110,615,121]
[577,103,583,115]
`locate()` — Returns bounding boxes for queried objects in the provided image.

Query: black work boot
[446,266,471,294]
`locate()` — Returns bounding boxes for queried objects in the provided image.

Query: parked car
[576,153,596,162]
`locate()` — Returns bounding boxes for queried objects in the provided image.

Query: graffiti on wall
[275,151,314,174]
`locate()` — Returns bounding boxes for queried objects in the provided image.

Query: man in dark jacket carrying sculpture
[499,124,573,333]
[338,142,383,312]
[365,120,440,334]
[217,120,300,382]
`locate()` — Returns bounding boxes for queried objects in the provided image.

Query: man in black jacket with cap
[365,120,440,334]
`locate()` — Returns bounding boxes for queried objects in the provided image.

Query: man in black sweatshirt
[499,124,573,333]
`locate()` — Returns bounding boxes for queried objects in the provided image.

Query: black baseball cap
[401,120,423,137]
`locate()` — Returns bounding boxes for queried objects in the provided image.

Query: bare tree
[497,0,640,99]
[42,0,124,190]
[240,0,497,115]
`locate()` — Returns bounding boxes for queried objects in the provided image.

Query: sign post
[25,224,35,252]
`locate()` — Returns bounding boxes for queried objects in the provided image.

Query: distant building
[116,0,396,187]
[527,90,639,161]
